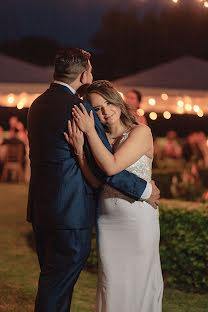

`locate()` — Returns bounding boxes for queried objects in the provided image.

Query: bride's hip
[100,196,159,222]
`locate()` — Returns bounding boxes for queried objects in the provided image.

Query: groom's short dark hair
[54,47,91,83]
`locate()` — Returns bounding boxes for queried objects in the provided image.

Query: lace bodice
[103,132,152,201]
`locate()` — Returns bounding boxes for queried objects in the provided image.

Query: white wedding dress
[95,132,163,312]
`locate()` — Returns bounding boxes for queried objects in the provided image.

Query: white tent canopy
[113,56,208,116]
[0,54,52,107]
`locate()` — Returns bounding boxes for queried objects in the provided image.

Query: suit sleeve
[81,101,148,200]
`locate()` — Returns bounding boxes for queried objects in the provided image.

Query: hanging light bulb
[7,94,15,104]
[197,110,204,117]
[185,103,192,112]
[176,106,184,114]
[148,98,156,106]
[193,105,200,112]
[177,100,184,107]
[161,93,168,101]
[137,108,144,116]
[149,112,157,120]
[163,111,171,119]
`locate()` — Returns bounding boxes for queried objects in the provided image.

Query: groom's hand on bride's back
[147,181,160,210]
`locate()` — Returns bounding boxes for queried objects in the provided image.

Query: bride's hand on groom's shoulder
[72,103,95,134]
[64,119,84,155]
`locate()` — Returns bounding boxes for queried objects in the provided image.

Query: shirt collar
[54,80,76,94]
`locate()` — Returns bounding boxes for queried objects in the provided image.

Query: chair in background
[1,144,25,183]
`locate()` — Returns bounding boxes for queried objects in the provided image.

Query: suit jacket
[27,83,147,229]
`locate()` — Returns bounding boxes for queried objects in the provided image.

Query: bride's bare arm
[64,120,101,189]
[72,104,153,176]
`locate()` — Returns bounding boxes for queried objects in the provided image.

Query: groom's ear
[80,71,87,84]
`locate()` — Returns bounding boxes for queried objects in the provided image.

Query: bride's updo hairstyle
[86,80,138,128]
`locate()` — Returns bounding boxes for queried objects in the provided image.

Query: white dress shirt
[54,80,76,94]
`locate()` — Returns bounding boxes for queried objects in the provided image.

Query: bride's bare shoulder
[129,124,152,138]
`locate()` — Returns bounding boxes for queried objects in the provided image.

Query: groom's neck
[54,78,80,92]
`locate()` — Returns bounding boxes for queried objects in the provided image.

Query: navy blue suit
[27,83,147,311]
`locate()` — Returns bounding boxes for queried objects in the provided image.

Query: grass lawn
[0,183,208,312]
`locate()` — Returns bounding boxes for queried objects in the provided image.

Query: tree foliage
[0,36,60,66]
[91,3,208,80]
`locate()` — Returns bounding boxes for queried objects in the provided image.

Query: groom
[27,47,160,312]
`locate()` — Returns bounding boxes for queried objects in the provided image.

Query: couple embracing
[27,47,163,312]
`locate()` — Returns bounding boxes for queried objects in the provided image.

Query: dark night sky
[0,0,163,51]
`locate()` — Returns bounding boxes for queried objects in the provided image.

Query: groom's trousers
[33,225,92,312]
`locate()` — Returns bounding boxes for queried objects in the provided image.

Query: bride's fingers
[73,115,80,129]
[72,110,82,122]
[73,105,83,117]
[72,119,77,134]
[64,133,73,146]
[68,120,73,137]
[63,132,69,143]
[80,103,88,116]
[89,110,94,120]
[77,127,81,135]
[75,122,81,133]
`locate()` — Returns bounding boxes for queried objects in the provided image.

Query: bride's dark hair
[85,80,138,128]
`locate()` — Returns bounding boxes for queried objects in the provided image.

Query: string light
[7,94,15,104]
[149,112,157,120]
[185,103,192,112]
[163,111,171,119]
[171,0,208,8]
[17,101,24,110]
[161,93,168,100]
[193,105,200,112]
[177,100,184,107]
[176,106,184,114]
[197,110,204,117]
[137,108,144,116]
[148,98,156,106]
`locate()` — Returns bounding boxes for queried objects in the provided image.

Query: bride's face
[89,93,121,126]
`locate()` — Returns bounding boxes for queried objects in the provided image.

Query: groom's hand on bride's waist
[146,181,160,210]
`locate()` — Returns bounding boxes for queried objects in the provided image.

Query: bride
[65,80,163,312]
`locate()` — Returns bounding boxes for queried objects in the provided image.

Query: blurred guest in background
[163,130,182,159]
[0,125,6,176]
[3,128,26,169]
[15,122,30,182]
[0,125,4,146]
[152,135,162,168]
[125,89,147,125]
[16,121,28,145]
[182,132,204,166]
[194,132,208,167]
[8,116,18,139]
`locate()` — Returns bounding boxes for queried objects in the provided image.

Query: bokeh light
[148,98,156,106]
[185,103,192,112]
[137,108,144,116]
[163,111,171,119]
[149,112,157,120]
[161,93,168,100]
[177,100,184,107]
[176,106,184,114]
